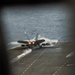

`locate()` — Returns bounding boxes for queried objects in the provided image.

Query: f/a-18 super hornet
[17,33,45,49]
[9,32,58,50]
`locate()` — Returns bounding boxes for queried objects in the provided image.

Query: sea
[1,3,72,45]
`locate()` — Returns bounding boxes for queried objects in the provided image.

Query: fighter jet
[17,33,45,48]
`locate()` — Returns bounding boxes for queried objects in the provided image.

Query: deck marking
[67,64,75,66]
[66,52,74,58]
[20,49,47,75]
[52,59,70,75]
[10,49,32,64]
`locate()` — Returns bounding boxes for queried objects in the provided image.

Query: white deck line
[66,52,74,58]
[10,49,32,64]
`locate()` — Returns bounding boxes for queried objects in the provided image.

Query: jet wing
[17,40,28,44]
[35,39,45,44]
[17,39,45,44]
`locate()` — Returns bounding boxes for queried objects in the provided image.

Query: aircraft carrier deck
[8,42,75,75]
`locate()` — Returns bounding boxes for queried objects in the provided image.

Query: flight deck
[8,42,75,75]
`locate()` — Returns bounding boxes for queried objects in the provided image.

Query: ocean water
[2,4,72,44]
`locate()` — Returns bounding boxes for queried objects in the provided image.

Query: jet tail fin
[24,32,30,41]
[35,33,40,41]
